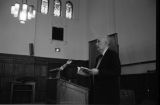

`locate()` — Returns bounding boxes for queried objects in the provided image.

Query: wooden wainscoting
[120,71,158,104]
[0,53,48,103]
[0,53,89,104]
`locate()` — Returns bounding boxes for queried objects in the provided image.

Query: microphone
[59,59,72,70]
[49,59,72,72]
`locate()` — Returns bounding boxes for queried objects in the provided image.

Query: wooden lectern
[47,78,88,104]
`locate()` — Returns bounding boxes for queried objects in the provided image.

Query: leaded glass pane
[53,0,61,16]
[41,0,48,14]
[65,1,73,19]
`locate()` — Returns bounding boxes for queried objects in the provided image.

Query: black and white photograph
[0,0,157,105]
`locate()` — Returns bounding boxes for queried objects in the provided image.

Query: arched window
[41,0,49,14]
[53,0,61,17]
[65,1,73,19]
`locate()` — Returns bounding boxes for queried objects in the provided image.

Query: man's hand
[90,68,99,75]
[77,67,99,76]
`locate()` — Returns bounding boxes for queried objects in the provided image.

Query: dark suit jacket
[90,48,121,104]
[96,48,121,78]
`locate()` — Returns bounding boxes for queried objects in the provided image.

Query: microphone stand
[48,59,72,79]
[48,68,62,79]
[56,68,61,79]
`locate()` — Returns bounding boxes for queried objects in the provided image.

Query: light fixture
[11,0,36,24]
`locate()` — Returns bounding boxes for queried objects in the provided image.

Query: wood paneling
[120,71,158,104]
[0,53,88,104]
[0,54,48,103]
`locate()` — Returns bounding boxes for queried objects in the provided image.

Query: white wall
[88,0,116,41]
[0,0,88,60]
[87,0,156,74]
[87,0,156,64]
[0,0,156,74]
[115,0,156,74]
[115,0,156,65]
[0,0,36,55]
[34,0,88,60]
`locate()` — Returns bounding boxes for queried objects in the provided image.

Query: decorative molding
[0,53,88,66]
[121,60,156,67]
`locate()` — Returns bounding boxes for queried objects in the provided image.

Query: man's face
[96,39,106,54]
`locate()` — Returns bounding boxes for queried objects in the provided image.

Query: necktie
[96,54,103,68]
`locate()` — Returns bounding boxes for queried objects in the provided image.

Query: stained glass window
[65,1,73,19]
[41,0,49,14]
[53,0,61,17]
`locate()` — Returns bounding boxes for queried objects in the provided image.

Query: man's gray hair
[97,35,111,46]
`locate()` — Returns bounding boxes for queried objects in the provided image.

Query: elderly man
[78,35,121,104]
